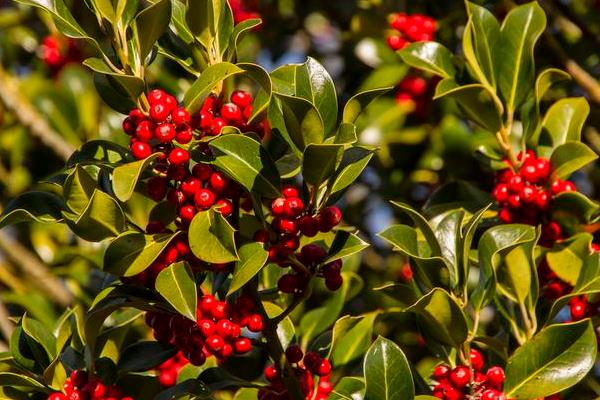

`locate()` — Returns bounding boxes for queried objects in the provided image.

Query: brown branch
[0,231,72,306]
[0,299,14,342]
[0,65,75,161]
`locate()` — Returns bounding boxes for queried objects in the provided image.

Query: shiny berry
[194,189,216,209]
[168,148,189,165]
[131,141,152,159]
[449,366,470,388]
[231,90,253,108]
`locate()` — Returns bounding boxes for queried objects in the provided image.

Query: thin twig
[0,298,14,342]
[0,65,75,161]
[0,231,72,306]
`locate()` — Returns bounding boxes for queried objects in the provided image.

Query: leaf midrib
[505,8,534,111]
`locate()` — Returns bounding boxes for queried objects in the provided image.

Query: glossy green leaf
[118,341,177,372]
[497,2,546,112]
[263,302,295,349]
[189,209,238,263]
[67,140,129,167]
[0,191,65,229]
[464,2,500,88]
[434,79,501,132]
[135,0,172,61]
[343,87,391,124]
[93,72,138,113]
[275,93,325,150]
[22,315,56,361]
[299,272,362,347]
[90,0,115,24]
[83,58,145,100]
[227,242,268,296]
[505,320,597,398]
[399,41,455,79]
[405,288,468,346]
[0,372,48,391]
[208,134,280,197]
[64,190,126,242]
[363,336,414,400]
[552,191,600,225]
[184,62,244,113]
[390,202,442,256]
[330,146,374,194]
[541,98,589,149]
[155,262,197,321]
[294,58,338,135]
[229,18,262,57]
[546,233,592,286]
[302,144,343,189]
[430,209,465,287]
[64,166,97,214]
[330,312,378,366]
[331,377,365,400]
[326,231,369,263]
[536,68,571,102]
[113,153,162,202]
[104,231,181,277]
[550,142,597,180]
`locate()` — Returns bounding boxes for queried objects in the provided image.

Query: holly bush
[2,0,600,399]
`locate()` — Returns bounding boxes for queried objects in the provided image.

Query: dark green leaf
[189,209,238,263]
[302,144,343,189]
[363,336,414,400]
[0,192,65,229]
[550,142,597,180]
[399,42,455,79]
[405,288,468,346]
[331,377,365,400]
[343,87,391,124]
[118,341,177,372]
[22,315,56,361]
[330,312,378,366]
[184,62,244,113]
[64,166,97,214]
[155,262,198,320]
[464,2,500,88]
[135,0,172,61]
[104,231,181,277]
[330,146,374,194]
[504,320,597,398]
[64,189,126,242]
[209,134,280,197]
[326,231,369,263]
[540,98,589,149]
[497,2,546,112]
[83,58,145,100]
[0,372,48,391]
[274,93,325,151]
[227,242,268,296]
[112,153,162,202]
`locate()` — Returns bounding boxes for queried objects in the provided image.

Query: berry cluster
[156,352,189,388]
[259,346,333,400]
[386,13,437,51]
[47,371,132,400]
[492,150,577,245]
[228,0,261,25]
[253,188,343,293]
[145,293,262,366]
[395,76,431,117]
[39,35,80,72]
[432,350,506,400]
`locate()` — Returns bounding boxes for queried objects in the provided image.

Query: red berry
[194,189,216,209]
[486,366,505,388]
[231,90,253,108]
[521,185,537,203]
[449,366,470,388]
[492,184,510,203]
[300,244,327,264]
[509,175,524,193]
[209,172,229,193]
[277,218,298,235]
[220,103,242,121]
[155,123,177,143]
[387,35,407,50]
[147,89,167,105]
[168,148,189,165]
[298,215,319,237]
[216,319,233,337]
[159,370,176,387]
[171,107,191,126]
[520,162,539,183]
[175,126,193,144]
[390,13,408,31]
[470,349,484,371]
[264,366,279,382]
[433,364,450,380]
[247,314,263,332]
[192,163,213,181]
[212,301,231,320]
[282,186,299,198]
[315,359,332,376]
[253,229,270,243]
[131,141,152,159]
[563,181,576,192]
[150,102,171,122]
[210,117,226,136]
[147,176,167,201]
[206,335,225,352]
[286,345,304,363]
[320,206,342,228]
[570,299,587,320]
[325,273,343,291]
[281,236,300,251]
[198,319,216,337]
[215,199,233,217]
[271,198,286,216]
[284,197,304,217]
[535,158,550,181]
[181,177,202,198]
[508,194,521,209]
[122,117,136,135]
[135,120,155,142]
[178,205,196,224]
[278,274,298,293]
[233,337,252,354]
